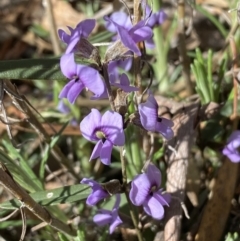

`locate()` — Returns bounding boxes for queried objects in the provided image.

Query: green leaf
[39,121,69,180]
[0,184,90,210]
[0,58,66,80]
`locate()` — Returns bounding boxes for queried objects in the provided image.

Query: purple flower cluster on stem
[57,9,173,234]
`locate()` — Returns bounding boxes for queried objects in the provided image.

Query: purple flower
[93,194,122,234]
[110,73,138,93]
[138,93,174,140]
[104,15,152,56]
[59,53,105,104]
[80,109,125,165]
[129,164,171,220]
[145,5,167,28]
[81,178,109,206]
[222,131,240,163]
[58,19,95,54]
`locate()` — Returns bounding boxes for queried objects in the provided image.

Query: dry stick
[164,101,199,241]
[195,38,239,241]
[3,80,79,180]
[44,0,61,55]
[133,0,143,95]
[102,63,116,111]
[0,162,76,236]
[177,0,194,96]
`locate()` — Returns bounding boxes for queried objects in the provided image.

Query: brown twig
[164,100,200,241]
[0,162,76,236]
[3,80,79,180]
[43,0,61,55]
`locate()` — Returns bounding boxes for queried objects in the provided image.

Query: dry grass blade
[0,208,19,222]
[1,80,79,180]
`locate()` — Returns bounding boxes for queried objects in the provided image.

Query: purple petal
[154,191,171,207]
[60,53,78,79]
[78,65,105,98]
[131,25,153,43]
[129,173,151,205]
[222,131,240,163]
[80,109,102,141]
[146,164,161,188]
[65,29,82,54]
[227,131,240,144]
[104,12,132,33]
[143,195,165,220]
[67,81,84,104]
[93,210,112,226]
[116,26,141,55]
[90,140,103,161]
[155,117,174,140]
[80,178,109,206]
[100,140,113,165]
[139,94,158,132]
[109,208,122,234]
[76,19,96,38]
[59,80,75,99]
[58,29,70,44]
[101,111,125,146]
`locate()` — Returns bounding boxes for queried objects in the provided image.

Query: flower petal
[60,53,77,79]
[129,173,151,205]
[80,109,102,141]
[67,81,84,104]
[143,196,165,220]
[155,118,174,140]
[101,111,125,146]
[93,210,112,226]
[146,164,161,187]
[100,140,113,165]
[76,19,96,38]
[154,191,171,207]
[139,94,158,132]
[109,208,122,234]
[59,79,75,99]
[90,140,103,161]
[78,65,105,98]
[80,178,109,206]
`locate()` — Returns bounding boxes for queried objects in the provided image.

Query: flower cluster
[58,5,172,234]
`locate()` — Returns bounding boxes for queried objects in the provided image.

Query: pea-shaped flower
[58,19,95,54]
[80,109,125,165]
[222,130,240,163]
[59,53,105,104]
[81,178,109,206]
[138,93,174,140]
[129,164,171,220]
[93,194,122,234]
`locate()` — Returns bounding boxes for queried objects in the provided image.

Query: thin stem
[44,0,61,55]
[102,63,116,111]
[133,0,143,93]
[119,147,143,241]
[153,0,169,92]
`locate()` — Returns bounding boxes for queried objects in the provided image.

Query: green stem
[153,0,169,92]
